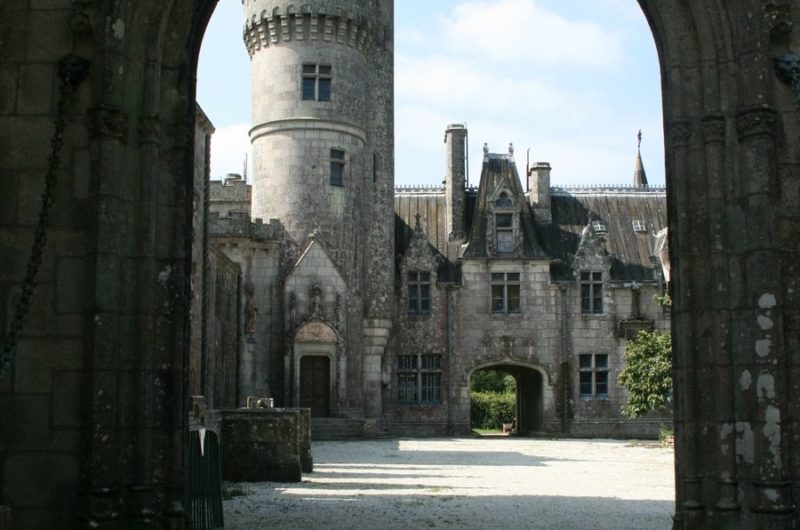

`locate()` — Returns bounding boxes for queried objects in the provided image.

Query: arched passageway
[470,365,544,434]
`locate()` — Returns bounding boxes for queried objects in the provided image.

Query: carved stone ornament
[701,116,726,144]
[735,108,777,140]
[89,106,129,140]
[138,116,162,145]
[670,120,692,147]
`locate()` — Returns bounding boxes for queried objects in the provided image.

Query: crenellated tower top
[243,1,381,57]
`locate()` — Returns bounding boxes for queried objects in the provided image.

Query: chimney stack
[444,124,467,244]
[528,162,552,223]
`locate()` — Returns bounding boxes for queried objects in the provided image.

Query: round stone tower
[243,0,390,270]
[243,1,395,418]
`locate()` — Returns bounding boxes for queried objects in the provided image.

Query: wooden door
[299,356,330,417]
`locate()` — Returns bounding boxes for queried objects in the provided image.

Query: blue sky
[197,0,663,187]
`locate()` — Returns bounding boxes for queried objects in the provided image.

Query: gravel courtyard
[223,438,675,529]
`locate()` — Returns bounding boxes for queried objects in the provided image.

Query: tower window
[302,64,332,101]
[496,213,513,254]
[330,149,345,186]
[491,272,521,314]
[407,271,431,315]
[579,353,609,398]
[580,271,603,314]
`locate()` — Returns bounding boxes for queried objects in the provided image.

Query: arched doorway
[470,363,544,434]
[293,321,339,417]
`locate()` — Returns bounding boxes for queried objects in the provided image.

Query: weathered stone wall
[0,0,797,527]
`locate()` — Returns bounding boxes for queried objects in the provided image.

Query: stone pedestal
[218,409,305,482]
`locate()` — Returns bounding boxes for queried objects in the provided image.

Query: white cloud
[443,0,625,71]
[210,123,252,181]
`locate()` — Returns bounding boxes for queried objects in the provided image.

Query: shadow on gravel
[224,492,674,530]
[318,440,575,467]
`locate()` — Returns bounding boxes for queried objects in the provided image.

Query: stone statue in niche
[244,281,257,334]
[289,292,296,329]
[309,285,323,319]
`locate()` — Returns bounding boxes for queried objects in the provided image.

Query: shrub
[618,330,673,418]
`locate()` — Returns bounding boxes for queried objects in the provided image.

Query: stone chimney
[444,124,467,242]
[528,162,552,223]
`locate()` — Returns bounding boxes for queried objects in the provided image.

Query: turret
[243,1,384,269]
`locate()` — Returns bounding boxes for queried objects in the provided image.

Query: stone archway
[0,1,798,527]
[469,362,545,434]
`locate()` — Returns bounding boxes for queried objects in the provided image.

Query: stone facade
[0,0,799,528]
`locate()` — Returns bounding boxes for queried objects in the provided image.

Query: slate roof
[539,186,667,281]
[395,174,667,283]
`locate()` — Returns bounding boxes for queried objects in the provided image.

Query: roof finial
[633,130,648,188]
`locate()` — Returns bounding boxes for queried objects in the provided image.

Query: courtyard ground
[223,437,675,529]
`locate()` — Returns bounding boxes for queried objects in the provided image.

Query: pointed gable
[462,152,548,259]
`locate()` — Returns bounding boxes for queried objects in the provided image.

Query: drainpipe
[445,284,454,436]
[558,284,569,433]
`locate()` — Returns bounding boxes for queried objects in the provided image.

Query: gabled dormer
[573,220,612,315]
[462,145,547,259]
[399,213,442,316]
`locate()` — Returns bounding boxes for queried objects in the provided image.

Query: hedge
[470,391,515,429]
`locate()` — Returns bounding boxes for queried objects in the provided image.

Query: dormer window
[592,220,607,234]
[580,271,603,314]
[632,220,647,233]
[495,214,513,254]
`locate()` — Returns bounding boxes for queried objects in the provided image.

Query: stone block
[219,409,303,482]
[0,173,18,225]
[14,338,83,393]
[52,370,84,427]
[0,395,50,450]
[2,453,80,509]
[16,63,54,115]
[56,257,88,314]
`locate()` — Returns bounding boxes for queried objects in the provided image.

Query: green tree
[618,330,673,418]
[470,370,516,394]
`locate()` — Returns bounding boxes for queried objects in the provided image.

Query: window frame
[579,353,609,399]
[330,148,345,187]
[407,271,432,315]
[397,353,442,405]
[302,63,332,102]
[580,271,603,314]
[495,213,514,255]
[491,272,521,314]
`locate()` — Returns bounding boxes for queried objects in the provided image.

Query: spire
[634,129,648,187]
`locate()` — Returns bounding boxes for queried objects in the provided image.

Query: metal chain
[0,55,89,378]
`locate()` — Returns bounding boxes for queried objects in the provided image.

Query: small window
[491,272,521,314]
[302,63,332,102]
[632,220,647,233]
[579,353,609,398]
[407,271,431,315]
[330,149,345,186]
[398,354,442,404]
[495,192,513,208]
[496,213,513,254]
[580,271,603,314]
[592,220,607,233]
